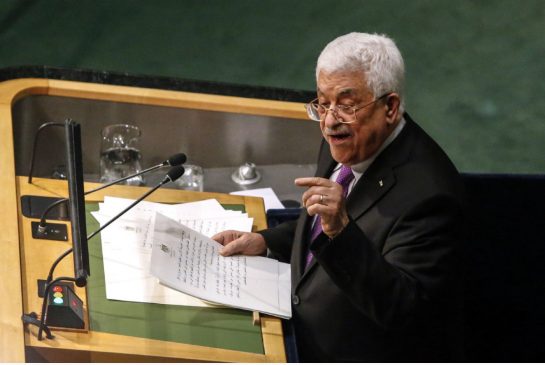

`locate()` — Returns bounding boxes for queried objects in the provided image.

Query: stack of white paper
[150,213,292,319]
[91,196,254,308]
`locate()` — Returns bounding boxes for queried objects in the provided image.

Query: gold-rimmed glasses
[305,93,391,124]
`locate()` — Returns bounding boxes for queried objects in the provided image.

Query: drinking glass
[175,164,204,191]
[99,124,144,185]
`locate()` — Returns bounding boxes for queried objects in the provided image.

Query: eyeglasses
[305,93,391,124]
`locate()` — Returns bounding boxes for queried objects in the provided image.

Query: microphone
[35,153,186,235]
[87,152,186,194]
[164,153,187,167]
[28,122,65,184]
[86,165,185,241]
[35,165,184,340]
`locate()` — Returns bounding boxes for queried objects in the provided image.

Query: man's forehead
[338,88,358,96]
[317,70,367,98]
[317,86,360,98]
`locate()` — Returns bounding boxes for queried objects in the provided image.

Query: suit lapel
[297,165,397,284]
[346,116,417,218]
[293,117,414,287]
[315,154,337,179]
[346,166,396,220]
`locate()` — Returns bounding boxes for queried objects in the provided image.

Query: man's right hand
[211,230,267,257]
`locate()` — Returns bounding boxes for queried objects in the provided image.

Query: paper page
[177,216,253,237]
[91,211,211,307]
[150,212,291,319]
[90,198,253,308]
[92,210,252,243]
[102,196,240,219]
[230,187,285,211]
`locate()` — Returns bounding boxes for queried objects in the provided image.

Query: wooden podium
[0,78,306,362]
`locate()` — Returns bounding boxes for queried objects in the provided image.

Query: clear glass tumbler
[175,164,204,191]
[99,124,143,185]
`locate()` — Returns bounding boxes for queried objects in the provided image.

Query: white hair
[316,32,405,114]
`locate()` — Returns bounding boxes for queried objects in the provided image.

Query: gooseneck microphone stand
[34,152,186,235]
[33,166,185,340]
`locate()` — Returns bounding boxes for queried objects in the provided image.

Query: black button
[292,295,300,305]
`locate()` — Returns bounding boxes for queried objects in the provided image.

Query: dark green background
[1,0,544,173]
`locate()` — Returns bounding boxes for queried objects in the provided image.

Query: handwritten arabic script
[150,212,292,318]
[171,229,247,299]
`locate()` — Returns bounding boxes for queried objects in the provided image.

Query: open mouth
[329,133,351,142]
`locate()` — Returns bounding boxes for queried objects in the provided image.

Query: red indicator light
[53,286,63,293]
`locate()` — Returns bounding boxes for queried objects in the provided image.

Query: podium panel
[0,78,301,362]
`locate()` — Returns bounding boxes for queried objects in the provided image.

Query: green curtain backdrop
[1,0,544,173]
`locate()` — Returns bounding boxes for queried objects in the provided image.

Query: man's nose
[323,107,342,127]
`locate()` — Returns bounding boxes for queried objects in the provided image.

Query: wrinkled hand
[295,176,349,238]
[211,230,267,257]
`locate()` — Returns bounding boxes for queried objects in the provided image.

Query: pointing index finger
[295,177,331,187]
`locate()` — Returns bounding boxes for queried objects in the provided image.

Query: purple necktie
[306,165,355,268]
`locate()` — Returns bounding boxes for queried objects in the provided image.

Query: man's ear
[385,93,401,124]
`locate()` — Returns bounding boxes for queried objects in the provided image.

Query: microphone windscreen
[166,153,186,166]
[166,165,185,182]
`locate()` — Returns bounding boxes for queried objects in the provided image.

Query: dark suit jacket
[261,114,466,362]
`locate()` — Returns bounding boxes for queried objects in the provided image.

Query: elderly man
[213,32,465,362]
